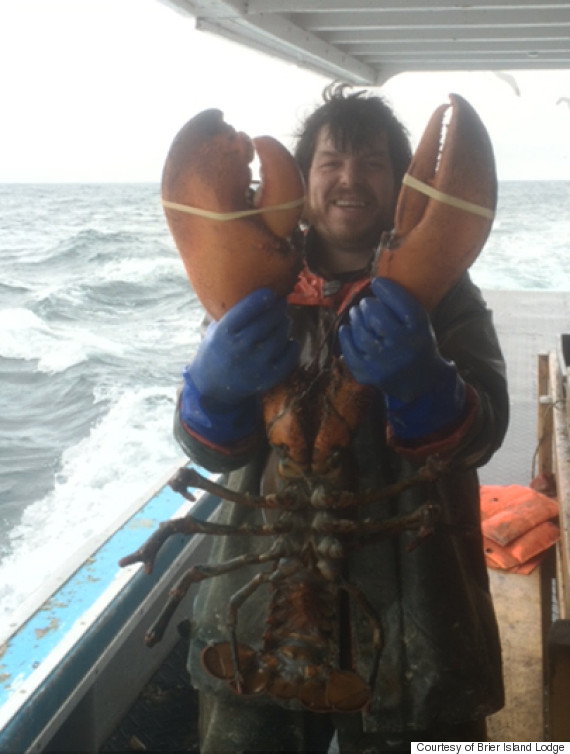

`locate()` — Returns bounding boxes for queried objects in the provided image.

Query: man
[174,84,508,752]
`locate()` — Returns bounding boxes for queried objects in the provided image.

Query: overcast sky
[1,0,569,182]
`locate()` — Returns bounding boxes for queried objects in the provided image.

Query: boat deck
[98,289,570,750]
[100,636,198,753]
[480,290,570,487]
[479,290,570,742]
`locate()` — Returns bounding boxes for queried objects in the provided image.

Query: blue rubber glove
[180,288,299,446]
[338,277,466,439]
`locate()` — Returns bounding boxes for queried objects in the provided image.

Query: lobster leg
[338,578,383,710]
[119,515,288,574]
[121,470,443,577]
[314,503,440,539]
[346,505,442,552]
[170,460,445,518]
[144,543,287,646]
[211,561,306,694]
[310,457,447,511]
[227,571,274,693]
[170,466,302,511]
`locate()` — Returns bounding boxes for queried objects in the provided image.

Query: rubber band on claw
[161,196,305,222]
[401,174,495,221]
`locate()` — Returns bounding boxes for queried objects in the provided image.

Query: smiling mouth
[332,198,368,209]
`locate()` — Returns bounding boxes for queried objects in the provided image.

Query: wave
[0,383,183,626]
[6,228,164,271]
[97,252,182,285]
[0,281,29,297]
[0,307,127,372]
[0,184,199,617]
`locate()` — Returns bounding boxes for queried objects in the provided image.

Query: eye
[320,159,341,170]
[365,158,389,172]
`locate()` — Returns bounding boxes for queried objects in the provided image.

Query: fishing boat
[2,2,570,750]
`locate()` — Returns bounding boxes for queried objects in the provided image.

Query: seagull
[493,71,521,97]
[556,97,570,109]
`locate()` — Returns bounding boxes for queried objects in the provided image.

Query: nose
[338,158,363,187]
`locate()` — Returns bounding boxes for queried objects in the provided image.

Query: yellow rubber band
[161,196,304,222]
[402,173,495,220]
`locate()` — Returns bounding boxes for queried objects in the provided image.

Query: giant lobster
[119,95,497,713]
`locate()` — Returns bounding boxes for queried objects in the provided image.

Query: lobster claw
[376,93,497,311]
[162,109,305,320]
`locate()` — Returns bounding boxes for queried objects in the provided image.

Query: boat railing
[0,461,223,753]
[537,345,570,741]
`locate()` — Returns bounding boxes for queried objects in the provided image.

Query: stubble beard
[321,215,391,256]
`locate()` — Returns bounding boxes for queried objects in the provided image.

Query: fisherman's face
[305,126,396,257]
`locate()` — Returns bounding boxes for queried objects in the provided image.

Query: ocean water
[0,180,569,624]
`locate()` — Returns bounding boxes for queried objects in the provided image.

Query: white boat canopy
[158,0,570,84]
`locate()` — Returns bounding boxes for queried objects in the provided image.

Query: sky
[0,0,569,182]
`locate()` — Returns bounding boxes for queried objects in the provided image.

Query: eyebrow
[314,149,342,159]
[315,147,390,159]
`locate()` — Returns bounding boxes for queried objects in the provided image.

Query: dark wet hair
[294,82,412,188]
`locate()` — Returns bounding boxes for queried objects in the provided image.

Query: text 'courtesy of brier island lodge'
[411,744,568,754]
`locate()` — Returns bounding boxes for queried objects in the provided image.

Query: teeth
[334,200,366,208]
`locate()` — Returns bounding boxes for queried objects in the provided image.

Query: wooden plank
[487,568,546,742]
[537,352,554,478]
[549,352,570,619]
[546,351,570,738]
[548,619,570,741]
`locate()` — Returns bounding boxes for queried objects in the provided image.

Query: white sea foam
[0,383,183,629]
[0,307,126,372]
[98,253,181,284]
